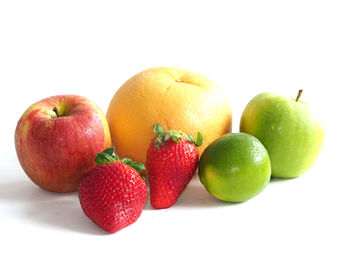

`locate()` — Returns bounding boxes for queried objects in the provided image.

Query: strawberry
[146,124,203,209]
[78,147,147,233]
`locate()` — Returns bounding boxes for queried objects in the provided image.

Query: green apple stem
[53,107,59,117]
[296,90,303,102]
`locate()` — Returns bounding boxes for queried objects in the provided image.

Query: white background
[1,1,349,262]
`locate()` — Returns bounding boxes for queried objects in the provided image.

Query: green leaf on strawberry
[195,132,203,147]
[153,123,164,135]
[94,147,145,173]
[152,124,203,148]
[102,147,115,156]
[95,152,116,165]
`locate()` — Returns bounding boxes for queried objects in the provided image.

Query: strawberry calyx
[94,147,145,173]
[153,124,203,148]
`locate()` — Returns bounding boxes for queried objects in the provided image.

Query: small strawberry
[146,124,203,209]
[78,147,147,233]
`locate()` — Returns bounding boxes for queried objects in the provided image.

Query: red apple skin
[15,95,112,192]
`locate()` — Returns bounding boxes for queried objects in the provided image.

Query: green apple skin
[240,92,325,178]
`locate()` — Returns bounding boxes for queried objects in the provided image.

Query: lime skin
[240,92,325,178]
[198,133,271,202]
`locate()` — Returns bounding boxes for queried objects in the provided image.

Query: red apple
[15,95,112,192]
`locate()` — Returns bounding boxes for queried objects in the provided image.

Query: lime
[198,133,271,202]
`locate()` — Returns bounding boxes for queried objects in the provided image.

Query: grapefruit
[107,66,232,166]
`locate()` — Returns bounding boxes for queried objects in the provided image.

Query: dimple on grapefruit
[106,66,232,166]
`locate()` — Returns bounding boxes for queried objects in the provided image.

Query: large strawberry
[78,147,147,233]
[146,124,203,209]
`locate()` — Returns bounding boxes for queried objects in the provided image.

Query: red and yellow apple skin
[15,95,112,192]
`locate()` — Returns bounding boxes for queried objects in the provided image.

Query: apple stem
[296,89,303,102]
[53,107,59,117]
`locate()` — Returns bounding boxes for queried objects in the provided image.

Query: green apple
[240,90,325,178]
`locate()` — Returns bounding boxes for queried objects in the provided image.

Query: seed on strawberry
[78,147,147,233]
[146,124,203,209]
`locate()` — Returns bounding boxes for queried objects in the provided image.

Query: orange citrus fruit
[106,66,232,166]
